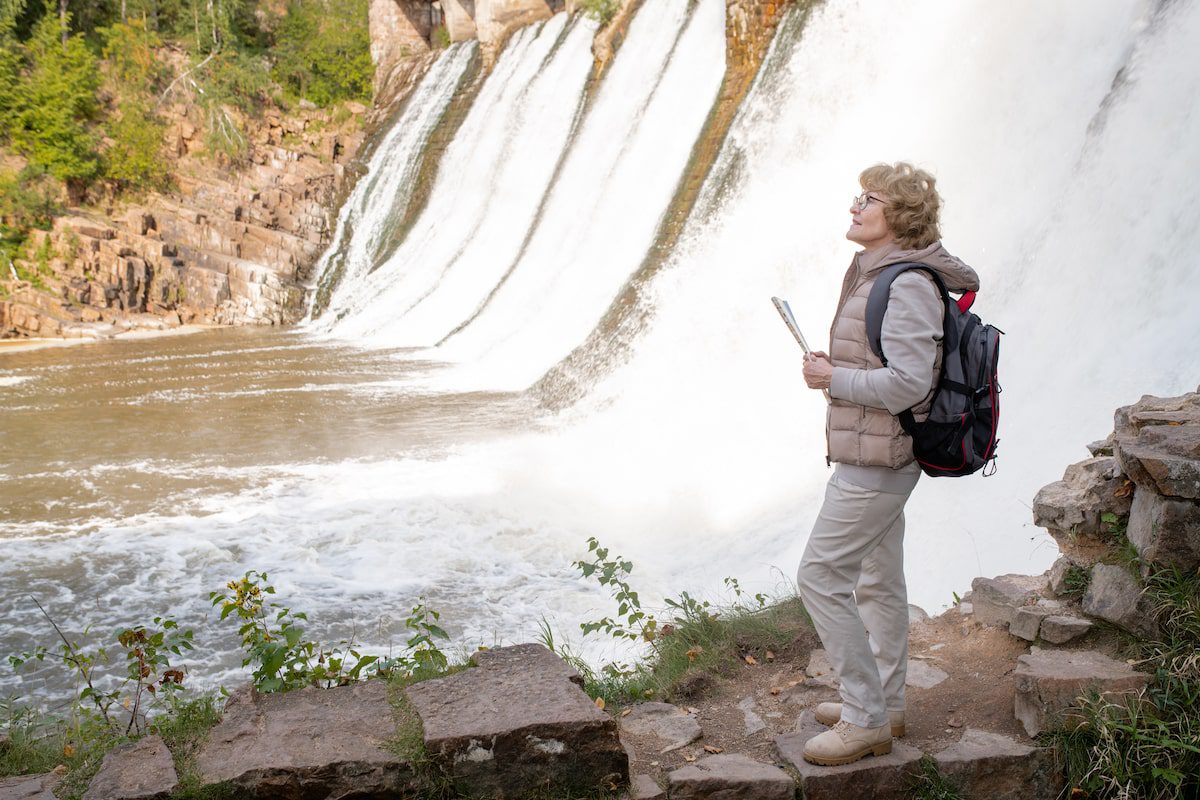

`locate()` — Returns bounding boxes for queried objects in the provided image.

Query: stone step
[667,753,793,800]
[1013,647,1149,737]
[0,771,61,800]
[774,712,923,800]
[83,735,177,800]
[933,728,1061,800]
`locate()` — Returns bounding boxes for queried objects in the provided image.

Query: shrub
[578,0,621,26]
[271,0,373,107]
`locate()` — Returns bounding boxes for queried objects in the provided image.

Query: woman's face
[846,191,895,250]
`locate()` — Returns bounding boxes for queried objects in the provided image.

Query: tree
[271,0,372,107]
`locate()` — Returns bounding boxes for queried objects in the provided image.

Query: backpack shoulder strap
[865,262,953,365]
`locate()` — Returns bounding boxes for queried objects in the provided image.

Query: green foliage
[272,0,372,107]
[1062,563,1092,598]
[1048,567,1200,799]
[432,24,449,50]
[0,167,58,261]
[103,99,170,189]
[577,0,620,26]
[8,11,102,188]
[908,756,965,800]
[8,599,195,736]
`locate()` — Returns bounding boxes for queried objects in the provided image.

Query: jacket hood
[859,241,980,293]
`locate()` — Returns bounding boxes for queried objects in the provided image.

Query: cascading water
[4,0,1199,700]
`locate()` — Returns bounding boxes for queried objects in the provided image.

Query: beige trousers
[797,472,914,729]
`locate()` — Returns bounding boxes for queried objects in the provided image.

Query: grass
[908,755,964,800]
[1062,563,1092,598]
[1047,566,1200,800]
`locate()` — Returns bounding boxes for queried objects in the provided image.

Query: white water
[5,0,1200,701]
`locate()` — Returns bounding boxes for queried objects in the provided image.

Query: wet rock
[195,681,422,799]
[970,574,1047,627]
[1009,600,1065,642]
[619,702,702,753]
[1127,486,1200,571]
[1039,615,1094,644]
[1013,647,1148,737]
[736,696,766,736]
[0,772,60,800]
[1082,564,1160,640]
[1033,456,1132,536]
[627,774,665,800]
[775,711,922,800]
[805,649,839,688]
[406,644,627,799]
[1114,392,1200,499]
[84,736,177,800]
[933,728,1062,800]
[667,753,793,800]
[905,658,949,689]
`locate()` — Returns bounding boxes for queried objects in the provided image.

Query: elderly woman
[797,162,979,766]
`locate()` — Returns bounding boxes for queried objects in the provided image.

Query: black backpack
[865,263,1002,477]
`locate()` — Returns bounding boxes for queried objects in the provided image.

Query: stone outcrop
[1127,482,1200,571]
[1013,647,1148,737]
[0,772,60,800]
[667,753,793,800]
[1114,391,1200,499]
[1033,456,1133,563]
[970,574,1048,628]
[405,643,628,798]
[933,728,1061,800]
[83,736,177,800]
[1082,563,1160,640]
[195,681,424,798]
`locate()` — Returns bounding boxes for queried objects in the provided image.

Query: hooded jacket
[826,241,980,476]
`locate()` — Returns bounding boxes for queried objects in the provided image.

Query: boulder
[0,772,60,800]
[195,681,423,799]
[667,753,793,800]
[775,712,922,800]
[1087,436,1115,457]
[933,728,1062,800]
[970,574,1047,627]
[83,736,177,800]
[1047,556,1080,597]
[627,774,665,800]
[1013,647,1148,737]
[1127,486,1200,571]
[1082,564,1160,640]
[1032,456,1132,536]
[1039,615,1094,644]
[618,702,702,753]
[1114,392,1200,499]
[405,644,627,799]
[1009,600,1065,642]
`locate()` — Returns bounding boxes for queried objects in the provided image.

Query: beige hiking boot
[801,719,893,766]
[813,702,906,737]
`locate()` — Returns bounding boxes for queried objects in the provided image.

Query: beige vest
[826,258,940,468]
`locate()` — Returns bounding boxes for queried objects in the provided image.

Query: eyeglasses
[852,192,887,212]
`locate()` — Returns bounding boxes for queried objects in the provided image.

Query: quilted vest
[826,258,941,468]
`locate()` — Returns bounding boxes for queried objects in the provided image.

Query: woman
[797,162,979,766]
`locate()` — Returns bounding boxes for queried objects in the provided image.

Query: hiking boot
[801,719,893,766]
[813,702,906,737]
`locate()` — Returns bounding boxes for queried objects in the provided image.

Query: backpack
[865,263,1002,477]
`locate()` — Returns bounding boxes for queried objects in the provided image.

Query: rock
[958,601,973,616]
[628,773,666,800]
[1032,456,1132,535]
[84,736,177,800]
[406,644,627,798]
[0,772,60,800]
[905,658,949,689]
[970,574,1047,627]
[474,0,555,49]
[1127,486,1200,571]
[736,696,766,736]
[775,711,923,800]
[195,681,422,798]
[805,649,839,688]
[933,728,1062,800]
[1047,556,1078,597]
[619,702,702,753]
[1009,600,1065,642]
[1087,436,1115,457]
[1039,615,1094,644]
[667,753,793,800]
[1114,392,1200,499]
[1082,563,1160,640]
[1013,647,1148,737]
[908,604,929,624]
[441,0,479,42]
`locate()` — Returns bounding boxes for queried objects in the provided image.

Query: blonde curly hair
[859,162,941,250]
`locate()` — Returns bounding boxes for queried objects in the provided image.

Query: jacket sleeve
[829,273,943,414]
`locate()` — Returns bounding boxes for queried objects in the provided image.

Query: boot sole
[813,709,905,738]
[802,739,893,766]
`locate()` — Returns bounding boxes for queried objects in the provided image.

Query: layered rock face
[1,103,369,338]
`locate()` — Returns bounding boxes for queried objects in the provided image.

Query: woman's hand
[803,351,833,390]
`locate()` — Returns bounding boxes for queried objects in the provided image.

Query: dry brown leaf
[765,650,776,662]
[620,708,632,717]
[687,706,701,715]
[684,754,697,762]
[595,697,606,710]
[686,646,704,662]
[62,745,75,758]
[703,745,723,754]
[770,687,781,696]
[787,679,803,687]
[744,654,758,666]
